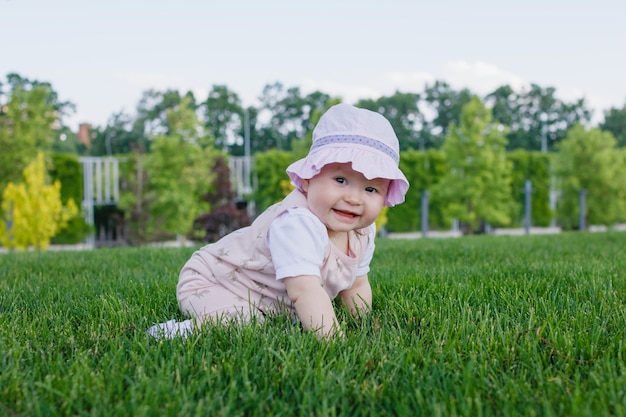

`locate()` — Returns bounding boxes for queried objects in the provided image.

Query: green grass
[1,232,625,416]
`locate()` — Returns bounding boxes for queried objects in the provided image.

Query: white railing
[229,156,255,199]
[79,157,120,247]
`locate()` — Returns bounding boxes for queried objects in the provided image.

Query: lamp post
[540,112,548,153]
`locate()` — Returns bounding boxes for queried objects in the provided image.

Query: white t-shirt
[268,207,375,280]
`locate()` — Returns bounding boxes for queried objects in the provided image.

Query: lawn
[1,232,625,416]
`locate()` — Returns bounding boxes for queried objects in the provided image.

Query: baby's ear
[302,179,310,192]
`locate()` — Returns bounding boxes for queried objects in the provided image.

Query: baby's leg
[177,269,264,326]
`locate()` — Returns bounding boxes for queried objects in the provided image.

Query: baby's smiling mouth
[333,209,359,219]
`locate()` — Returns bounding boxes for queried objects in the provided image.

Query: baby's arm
[339,275,372,317]
[283,275,341,338]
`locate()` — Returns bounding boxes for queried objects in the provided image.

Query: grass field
[1,232,625,416]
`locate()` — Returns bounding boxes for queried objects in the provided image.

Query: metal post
[244,108,251,198]
[421,191,429,238]
[524,180,532,235]
[579,189,587,231]
[81,159,95,248]
[244,108,250,160]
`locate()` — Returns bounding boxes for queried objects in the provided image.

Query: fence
[79,157,120,247]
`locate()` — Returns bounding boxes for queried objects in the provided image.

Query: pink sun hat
[286,103,409,206]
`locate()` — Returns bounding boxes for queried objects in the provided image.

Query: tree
[0,152,78,250]
[256,83,332,152]
[252,149,298,211]
[553,124,626,229]
[357,91,423,151]
[0,73,74,191]
[203,85,242,153]
[135,89,197,140]
[486,83,592,151]
[506,150,552,227]
[434,96,514,233]
[50,153,92,244]
[421,80,473,149]
[90,112,149,156]
[386,149,448,232]
[600,103,626,148]
[191,156,251,242]
[51,125,86,155]
[142,95,215,241]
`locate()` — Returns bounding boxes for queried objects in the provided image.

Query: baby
[148,103,409,339]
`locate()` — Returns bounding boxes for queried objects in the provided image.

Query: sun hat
[286,103,409,206]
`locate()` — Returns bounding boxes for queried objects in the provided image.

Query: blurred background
[1,0,625,249]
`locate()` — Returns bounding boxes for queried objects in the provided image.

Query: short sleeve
[356,223,376,276]
[268,208,329,280]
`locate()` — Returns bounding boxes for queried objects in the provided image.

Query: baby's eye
[365,186,378,193]
[335,177,346,184]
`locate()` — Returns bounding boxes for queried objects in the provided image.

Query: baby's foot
[147,319,194,340]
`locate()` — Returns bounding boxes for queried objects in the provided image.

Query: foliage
[553,125,626,229]
[421,80,474,148]
[132,98,214,241]
[374,206,388,232]
[49,153,92,244]
[3,71,625,240]
[0,73,73,192]
[89,112,149,156]
[49,153,83,203]
[487,83,592,152]
[118,96,216,244]
[506,150,552,227]
[386,149,448,232]
[135,89,195,139]
[289,97,340,156]
[253,149,299,211]
[600,103,626,148]
[256,83,336,152]
[357,92,423,151]
[203,84,243,153]
[191,156,251,242]
[0,152,78,250]
[2,233,626,416]
[51,125,86,155]
[435,96,515,233]
[117,152,154,244]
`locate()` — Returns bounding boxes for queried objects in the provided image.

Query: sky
[2,0,625,130]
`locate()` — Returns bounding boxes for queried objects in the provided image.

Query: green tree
[486,83,591,151]
[90,112,148,156]
[0,73,74,191]
[600,103,626,148]
[386,149,448,232]
[135,89,197,141]
[253,149,298,211]
[203,85,243,153]
[49,153,92,244]
[357,91,423,151]
[553,124,626,229]
[434,96,514,233]
[51,125,85,155]
[289,97,340,156]
[422,80,473,149]
[141,96,215,241]
[256,83,333,152]
[506,150,552,227]
[0,152,78,250]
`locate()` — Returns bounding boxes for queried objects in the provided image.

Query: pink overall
[176,190,372,323]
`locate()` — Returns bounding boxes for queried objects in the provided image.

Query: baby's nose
[344,188,363,204]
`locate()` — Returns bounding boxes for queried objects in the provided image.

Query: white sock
[147,319,194,340]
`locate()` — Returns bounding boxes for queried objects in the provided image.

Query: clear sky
[2,0,625,130]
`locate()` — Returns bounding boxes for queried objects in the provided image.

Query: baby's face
[302,163,390,233]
